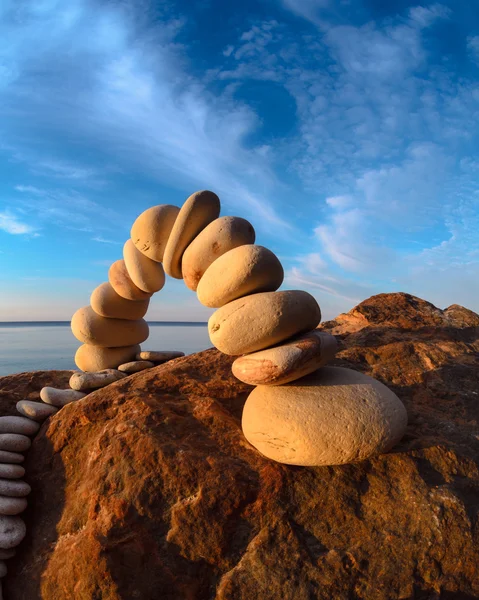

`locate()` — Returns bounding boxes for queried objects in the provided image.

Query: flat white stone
[0,465,25,480]
[0,434,31,453]
[0,496,27,516]
[0,516,26,549]
[40,387,86,407]
[16,401,58,423]
[69,369,126,391]
[0,416,40,436]
[117,360,155,373]
[0,451,24,465]
[0,479,31,498]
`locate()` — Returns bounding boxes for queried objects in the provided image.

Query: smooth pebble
[117,361,155,373]
[16,400,58,423]
[108,259,152,301]
[0,479,31,498]
[0,497,27,516]
[90,282,149,320]
[0,516,26,549]
[40,387,86,407]
[0,452,23,465]
[123,239,165,293]
[75,344,140,372]
[71,306,149,348]
[0,434,31,453]
[131,204,180,262]
[69,369,126,391]
[0,465,25,480]
[0,416,40,437]
[137,351,185,362]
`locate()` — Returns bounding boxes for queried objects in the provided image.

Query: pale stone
[0,516,26,549]
[117,360,155,373]
[0,416,40,436]
[39,387,86,407]
[208,290,321,355]
[182,216,256,291]
[232,330,338,386]
[123,240,165,294]
[242,367,408,466]
[0,480,31,498]
[163,190,221,279]
[69,369,126,391]
[0,452,23,465]
[0,434,31,453]
[0,497,27,516]
[75,344,140,372]
[91,282,149,321]
[108,260,152,301]
[71,306,149,348]
[0,549,15,560]
[131,204,180,262]
[137,351,185,362]
[197,245,284,308]
[16,400,58,422]
[0,465,25,480]
[0,561,6,577]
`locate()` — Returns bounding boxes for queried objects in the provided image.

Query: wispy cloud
[0,211,36,235]
[92,236,121,244]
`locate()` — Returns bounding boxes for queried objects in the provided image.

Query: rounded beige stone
[108,260,152,301]
[0,416,40,437]
[208,290,321,356]
[0,497,27,516]
[0,435,31,453]
[75,344,141,372]
[197,245,284,308]
[131,204,180,262]
[0,452,23,465]
[163,190,221,279]
[71,306,149,348]
[181,216,256,291]
[232,330,338,386]
[91,283,149,321]
[16,401,58,422]
[242,366,408,466]
[69,369,126,391]
[0,466,25,480]
[123,240,166,294]
[40,387,86,407]
[118,360,155,373]
[0,516,26,549]
[0,480,31,498]
[137,350,184,362]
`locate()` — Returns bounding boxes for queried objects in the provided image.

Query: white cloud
[325,195,353,209]
[92,236,121,244]
[467,35,479,63]
[0,211,36,235]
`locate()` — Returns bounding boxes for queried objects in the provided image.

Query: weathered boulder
[1,293,479,599]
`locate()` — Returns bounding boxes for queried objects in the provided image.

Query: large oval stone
[0,497,27,516]
[0,416,40,437]
[208,290,321,355]
[39,387,86,407]
[108,260,152,301]
[123,240,165,294]
[197,245,284,308]
[242,367,408,466]
[75,344,141,372]
[16,401,58,422]
[0,516,26,549]
[90,283,149,321]
[71,307,149,348]
[232,330,337,385]
[182,216,256,291]
[0,435,31,453]
[130,204,180,262]
[0,480,31,498]
[163,190,220,279]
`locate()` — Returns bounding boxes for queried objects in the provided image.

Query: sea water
[0,322,211,376]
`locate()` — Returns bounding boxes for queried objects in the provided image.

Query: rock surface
[1,292,479,599]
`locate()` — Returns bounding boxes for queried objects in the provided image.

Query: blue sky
[0,0,478,322]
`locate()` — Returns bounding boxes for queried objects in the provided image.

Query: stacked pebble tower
[0,191,408,582]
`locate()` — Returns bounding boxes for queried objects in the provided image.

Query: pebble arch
[1,189,408,576]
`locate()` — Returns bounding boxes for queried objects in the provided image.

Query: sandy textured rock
[0,549,15,560]
[137,350,185,362]
[0,516,26,549]
[197,245,284,308]
[123,240,165,294]
[16,401,58,422]
[182,216,256,291]
[209,290,321,355]
[0,416,39,437]
[39,387,86,407]
[163,190,221,279]
[117,361,154,373]
[0,497,27,516]
[242,367,407,466]
[131,204,180,262]
[0,435,30,453]
[232,330,337,385]
[0,452,23,465]
[71,306,149,348]
[0,480,31,498]
[0,466,24,480]
[75,344,141,372]
[90,282,149,321]
[69,369,126,391]
[108,260,152,301]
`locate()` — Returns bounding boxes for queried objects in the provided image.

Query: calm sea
[0,322,211,377]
